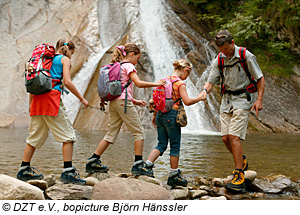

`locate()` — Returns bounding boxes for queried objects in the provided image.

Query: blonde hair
[111,43,141,63]
[55,38,75,59]
[173,59,192,73]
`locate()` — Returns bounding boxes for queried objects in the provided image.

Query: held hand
[134,100,147,107]
[152,116,157,128]
[251,99,263,117]
[199,90,207,101]
[156,79,166,86]
[80,98,89,109]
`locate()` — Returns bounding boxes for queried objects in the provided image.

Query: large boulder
[0,174,44,200]
[92,177,173,200]
[45,183,93,200]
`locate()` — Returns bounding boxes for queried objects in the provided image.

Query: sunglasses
[215,35,228,40]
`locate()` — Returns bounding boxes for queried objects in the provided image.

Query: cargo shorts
[220,108,250,140]
[26,100,76,149]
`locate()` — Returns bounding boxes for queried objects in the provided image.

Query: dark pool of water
[0,128,299,182]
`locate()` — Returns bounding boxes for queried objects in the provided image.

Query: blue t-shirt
[50,54,64,92]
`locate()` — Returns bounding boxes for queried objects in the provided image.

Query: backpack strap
[120,61,133,114]
[170,76,182,106]
[239,47,255,84]
[218,52,225,95]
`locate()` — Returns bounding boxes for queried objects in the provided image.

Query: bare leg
[147,149,161,163]
[228,135,243,169]
[222,135,232,154]
[94,139,111,156]
[134,140,144,156]
[22,144,36,162]
[62,142,73,162]
[170,156,179,169]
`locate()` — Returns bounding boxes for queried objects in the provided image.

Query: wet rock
[232,193,256,200]
[216,187,232,200]
[251,192,266,199]
[0,174,44,200]
[190,190,208,199]
[266,174,297,192]
[84,177,99,186]
[199,185,212,192]
[245,170,257,182]
[195,176,211,186]
[137,175,163,186]
[88,171,115,182]
[170,187,189,200]
[92,177,172,200]
[27,180,48,190]
[200,196,227,200]
[45,184,92,200]
[212,178,225,187]
[250,179,282,194]
[43,174,56,187]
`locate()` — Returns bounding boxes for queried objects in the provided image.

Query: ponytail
[111,43,140,63]
[56,38,75,59]
[173,59,192,72]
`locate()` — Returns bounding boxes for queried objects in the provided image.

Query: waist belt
[224,89,247,95]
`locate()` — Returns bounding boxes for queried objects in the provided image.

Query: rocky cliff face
[1,0,299,133]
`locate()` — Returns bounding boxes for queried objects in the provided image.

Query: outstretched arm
[179,84,206,106]
[130,72,165,88]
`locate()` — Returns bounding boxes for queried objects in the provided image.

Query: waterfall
[64,0,220,135]
[136,0,219,134]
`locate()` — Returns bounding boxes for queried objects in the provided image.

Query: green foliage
[181,0,300,77]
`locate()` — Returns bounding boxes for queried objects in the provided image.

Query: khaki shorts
[220,109,250,140]
[26,100,76,149]
[104,100,144,143]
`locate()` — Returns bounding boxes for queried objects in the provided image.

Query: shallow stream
[1,128,299,183]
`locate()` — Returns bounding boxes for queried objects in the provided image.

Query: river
[1,128,299,182]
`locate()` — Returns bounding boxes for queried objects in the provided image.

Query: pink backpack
[152,76,181,113]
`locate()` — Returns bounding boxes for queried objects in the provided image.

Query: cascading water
[136,0,219,134]
[64,0,220,134]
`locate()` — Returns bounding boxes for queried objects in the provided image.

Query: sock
[145,160,153,166]
[64,161,72,169]
[91,153,100,160]
[169,168,178,177]
[134,155,143,162]
[21,161,30,167]
[235,168,243,173]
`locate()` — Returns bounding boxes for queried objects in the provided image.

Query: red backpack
[24,44,61,95]
[218,47,257,100]
[152,76,181,113]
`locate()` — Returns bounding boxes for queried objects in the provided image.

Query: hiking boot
[231,155,249,175]
[131,160,154,177]
[86,157,109,174]
[60,167,86,185]
[167,169,188,187]
[17,166,44,181]
[225,169,246,193]
[243,155,248,171]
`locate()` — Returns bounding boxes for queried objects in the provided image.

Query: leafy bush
[181,0,300,76]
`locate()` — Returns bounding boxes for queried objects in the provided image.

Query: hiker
[144,59,206,187]
[201,30,265,193]
[17,38,89,185]
[86,43,166,176]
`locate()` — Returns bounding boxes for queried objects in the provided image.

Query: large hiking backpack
[218,47,257,100]
[24,44,60,95]
[152,76,181,113]
[97,62,132,112]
